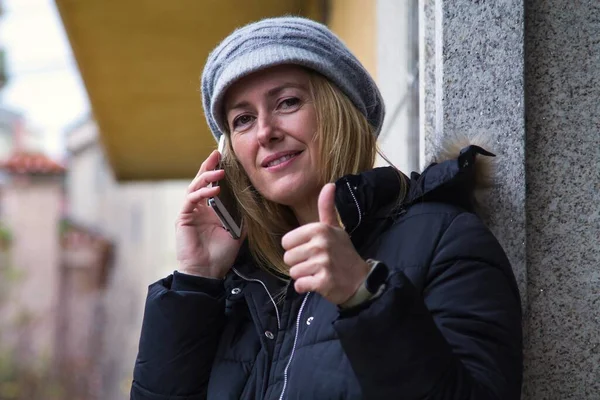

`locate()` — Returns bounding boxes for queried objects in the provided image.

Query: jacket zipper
[345,179,362,234]
[278,292,311,400]
[232,268,281,330]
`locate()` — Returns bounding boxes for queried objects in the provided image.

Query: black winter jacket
[131,146,523,400]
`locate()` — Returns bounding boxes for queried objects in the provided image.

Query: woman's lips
[264,151,303,171]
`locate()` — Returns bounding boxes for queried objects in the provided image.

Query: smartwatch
[340,259,389,309]
[364,259,389,294]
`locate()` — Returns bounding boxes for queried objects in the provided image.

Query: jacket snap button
[306,317,314,325]
[231,288,241,295]
[264,331,275,340]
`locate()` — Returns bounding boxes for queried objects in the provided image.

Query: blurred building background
[64,117,188,399]
[0,0,597,399]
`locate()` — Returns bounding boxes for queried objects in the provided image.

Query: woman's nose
[256,115,282,145]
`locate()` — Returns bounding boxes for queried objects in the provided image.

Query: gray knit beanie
[201,16,385,142]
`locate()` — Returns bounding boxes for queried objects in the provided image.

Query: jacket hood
[334,138,496,236]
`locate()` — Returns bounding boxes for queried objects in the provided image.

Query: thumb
[318,183,338,226]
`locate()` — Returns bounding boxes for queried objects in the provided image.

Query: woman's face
[224,65,321,207]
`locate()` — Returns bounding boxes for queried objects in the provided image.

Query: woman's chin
[260,181,320,207]
[263,192,302,207]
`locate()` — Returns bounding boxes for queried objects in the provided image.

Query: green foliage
[0,223,11,247]
[0,357,66,400]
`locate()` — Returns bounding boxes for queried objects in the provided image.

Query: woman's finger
[281,222,328,251]
[283,241,314,267]
[181,186,220,213]
[187,169,225,193]
[294,273,325,294]
[288,259,320,281]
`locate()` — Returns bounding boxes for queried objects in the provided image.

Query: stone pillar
[523,1,600,397]
[420,0,527,294]
[421,0,600,397]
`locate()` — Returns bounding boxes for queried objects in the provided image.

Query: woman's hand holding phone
[175,150,243,279]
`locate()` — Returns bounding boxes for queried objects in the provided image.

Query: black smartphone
[208,136,243,239]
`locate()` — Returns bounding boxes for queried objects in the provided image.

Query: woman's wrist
[339,259,388,309]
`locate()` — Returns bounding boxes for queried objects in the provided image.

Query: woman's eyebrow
[227,100,251,112]
[266,82,307,98]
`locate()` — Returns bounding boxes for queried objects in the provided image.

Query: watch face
[365,261,389,294]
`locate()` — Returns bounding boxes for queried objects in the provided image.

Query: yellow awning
[56,0,324,181]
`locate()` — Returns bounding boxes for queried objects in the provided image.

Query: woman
[131,16,522,400]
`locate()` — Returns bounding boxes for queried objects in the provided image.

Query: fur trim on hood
[333,134,497,236]
[428,132,496,191]
[425,133,497,218]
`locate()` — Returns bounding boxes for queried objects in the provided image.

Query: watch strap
[339,259,388,309]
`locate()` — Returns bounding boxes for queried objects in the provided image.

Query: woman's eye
[232,115,254,129]
[278,97,301,110]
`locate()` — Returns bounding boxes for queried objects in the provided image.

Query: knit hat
[201,16,385,142]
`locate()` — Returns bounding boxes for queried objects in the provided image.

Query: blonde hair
[223,71,382,277]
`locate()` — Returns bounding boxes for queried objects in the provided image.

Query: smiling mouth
[264,152,302,168]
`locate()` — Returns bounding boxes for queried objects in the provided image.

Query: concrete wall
[421,0,600,397]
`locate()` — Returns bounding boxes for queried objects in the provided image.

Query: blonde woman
[131,17,522,400]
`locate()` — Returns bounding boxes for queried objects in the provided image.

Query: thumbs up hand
[281,183,371,305]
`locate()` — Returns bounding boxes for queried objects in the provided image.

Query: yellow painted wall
[327,0,377,80]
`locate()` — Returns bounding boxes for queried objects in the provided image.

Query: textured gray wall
[420,0,527,302]
[523,1,600,398]
[421,0,600,398]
